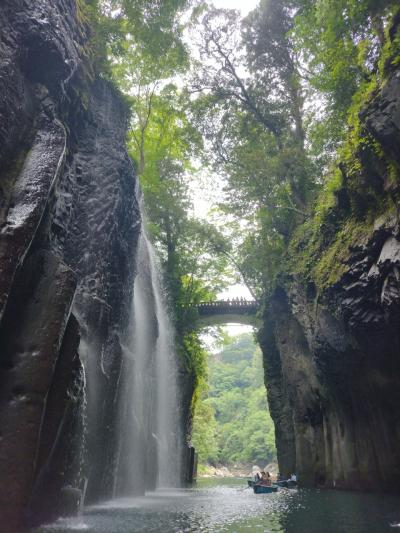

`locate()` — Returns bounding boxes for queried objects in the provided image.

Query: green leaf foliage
[192,333,276,466]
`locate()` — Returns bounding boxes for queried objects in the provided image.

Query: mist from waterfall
[147,238,182,488]
[114,227,181,496]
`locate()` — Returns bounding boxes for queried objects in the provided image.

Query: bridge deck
[192,300,259,326]
[196,300,258,314]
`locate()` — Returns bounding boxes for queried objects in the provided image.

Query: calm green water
[36,477,400,533]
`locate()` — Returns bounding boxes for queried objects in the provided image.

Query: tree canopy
[191,333,276,466]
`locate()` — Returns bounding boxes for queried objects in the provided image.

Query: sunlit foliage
[192,334,276,466]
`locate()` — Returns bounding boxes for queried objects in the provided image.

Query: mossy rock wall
[260,24,400,490]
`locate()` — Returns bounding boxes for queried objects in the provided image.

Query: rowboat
[275,480,297,488]
[253,484,278,494]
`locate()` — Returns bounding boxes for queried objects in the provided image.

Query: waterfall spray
[114,226,181,495]
[147,238,181,488]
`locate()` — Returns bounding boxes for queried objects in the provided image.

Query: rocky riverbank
[199,463,279,478]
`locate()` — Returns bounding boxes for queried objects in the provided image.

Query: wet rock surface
[0,251,77,530]
[50,77,141,504]
[27,315,84,528]
[0,0,140,530]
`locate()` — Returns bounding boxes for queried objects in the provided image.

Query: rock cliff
[0,1,140,529]
[259,25,400,490]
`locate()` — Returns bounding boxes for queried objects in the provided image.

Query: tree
[188,3,320,295]
[88,0,190,62]
[243,0,305,146]
[192,334,277,467]
[191,3,315,212]
[291,0,400,154]
[191,395,219,464]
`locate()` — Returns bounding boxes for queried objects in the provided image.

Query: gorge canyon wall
[0,1,141,529]
[259,20,400,491]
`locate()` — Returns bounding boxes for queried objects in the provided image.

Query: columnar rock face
[259,63,400,491]
[0,1,140,530]
[50,77,141,504]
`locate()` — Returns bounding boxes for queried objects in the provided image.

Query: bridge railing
[185,299,259,324]
[194,299,258,309]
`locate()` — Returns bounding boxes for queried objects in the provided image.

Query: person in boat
[289,473,297,483]
[255,470,265,485]
[257,471,272,487]
[251,465,261,482]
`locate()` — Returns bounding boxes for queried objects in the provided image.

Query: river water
[36,478,400,533]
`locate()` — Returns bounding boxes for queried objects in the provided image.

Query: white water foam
[113,228,181,495]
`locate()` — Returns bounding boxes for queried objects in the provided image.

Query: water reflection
[36,478,400,533]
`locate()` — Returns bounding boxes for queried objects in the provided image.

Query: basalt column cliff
[259,16,400,492]
[0,1,140,529]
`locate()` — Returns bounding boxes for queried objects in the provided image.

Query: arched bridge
[194,299,260,326]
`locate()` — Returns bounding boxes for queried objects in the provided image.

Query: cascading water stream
[147,238,182,488]
[113,226,181,496]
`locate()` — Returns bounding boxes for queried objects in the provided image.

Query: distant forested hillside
[192,333,276,467]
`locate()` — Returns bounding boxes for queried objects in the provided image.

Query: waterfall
[113,227,181,496]
[147,238,181,488]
